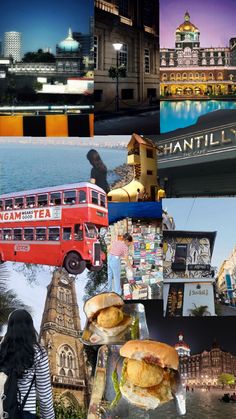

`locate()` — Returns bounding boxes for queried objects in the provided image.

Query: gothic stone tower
[40,269,90,409]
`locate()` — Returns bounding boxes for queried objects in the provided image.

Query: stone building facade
[40,269,90,410]
[94,0,159,110]
[160,11,236,96]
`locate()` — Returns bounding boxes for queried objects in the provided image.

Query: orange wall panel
[0,116,23,136]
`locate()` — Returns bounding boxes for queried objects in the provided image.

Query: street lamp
[112,43,123,112]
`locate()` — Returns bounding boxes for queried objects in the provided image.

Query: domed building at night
[56,28,82,73]
[160,11,236,97]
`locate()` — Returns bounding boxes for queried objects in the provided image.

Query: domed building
[174,332,190,357]
[160,11,236,97]
[56,28,82,73]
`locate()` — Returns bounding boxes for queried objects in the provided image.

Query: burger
[119,340,179,410]
[84,292,132,337]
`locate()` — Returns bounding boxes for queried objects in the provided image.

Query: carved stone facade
[160,11,236,96]
[40,269,90,409]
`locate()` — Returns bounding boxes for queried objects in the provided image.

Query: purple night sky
[160,0,236,48]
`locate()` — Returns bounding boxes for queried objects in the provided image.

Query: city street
[149,389,236,418]
[95,109,160,135]
[219,304,236,316]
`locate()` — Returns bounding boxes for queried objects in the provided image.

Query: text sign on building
[0,207,61,223]
[188,264,211,271]
[158,124,236,160]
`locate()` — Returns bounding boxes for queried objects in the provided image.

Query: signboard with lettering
[158,124,236,161]
[188,264,211,271]
[183,283,215,316]
[14,244,30,252]
[0,207,61,223]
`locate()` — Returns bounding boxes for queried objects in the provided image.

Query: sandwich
[119,339,179,410]
[84,292,132,337]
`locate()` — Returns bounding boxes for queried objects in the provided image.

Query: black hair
[86,149,107,173]
[123,233,133,242]
[0,309,41,377]
[137,188,140,192]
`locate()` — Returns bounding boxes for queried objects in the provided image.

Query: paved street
[149,388,236,419]
[95,110,160,135]
[219,304,236,316]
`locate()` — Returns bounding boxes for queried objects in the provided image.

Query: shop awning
[108,202,162,224]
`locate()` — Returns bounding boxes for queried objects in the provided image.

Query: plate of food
[88,340,186,418]
[82,292,149,345]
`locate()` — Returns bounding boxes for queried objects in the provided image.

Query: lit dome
[58,28,80,52]
[176,11,199,33]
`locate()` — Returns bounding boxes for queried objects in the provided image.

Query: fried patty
[126,359,164,388]
[96,306,124,328]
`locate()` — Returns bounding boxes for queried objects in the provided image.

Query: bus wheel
[64,252,86,275]
[86,263,103,272]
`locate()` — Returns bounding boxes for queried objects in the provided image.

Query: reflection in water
[160,100,236,133]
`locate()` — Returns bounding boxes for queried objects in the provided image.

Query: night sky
[160,0,236,48]
[0,0,93,54]
[136,300,236,355]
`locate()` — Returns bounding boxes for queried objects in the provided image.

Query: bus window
[5,199,13,210]
[64,191,76,205]
[48,227,60,241]
[14,197,24,209]
[3,229,12,240]
[78,190,86,203]
[50,192,61,206]
[37,194,48,207]
[63,227,71,241]
[0,229,2,240]
[13,229,23,241]
[91,191,99,205]
[24,228,34,241]
[36,228,46,241]
[85,223,97,239]
[100,194,106,208]
[0,200,3,211]
[26,196,35,208]
[74,224,83,240]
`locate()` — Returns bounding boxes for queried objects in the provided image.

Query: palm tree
[188,304,211,317]
[0,264,28,333]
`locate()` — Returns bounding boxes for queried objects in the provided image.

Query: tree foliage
[84,237,108,299]
[218,373,236,385]
[22,49,56,63]
[36,397,87,419]
[189,304,210,317]
[108,65,127,79]
[0,264,29,333]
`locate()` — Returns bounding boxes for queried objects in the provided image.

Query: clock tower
[40,268,90,409]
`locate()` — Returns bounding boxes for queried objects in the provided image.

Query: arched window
[162,73,167,81]
[217,72,223,80]
[58,287,64,301]
[57,345,77,377]
[170,73,175,81]
[209,73,214,80]
[182,73,187,80]
[60,368,66,376]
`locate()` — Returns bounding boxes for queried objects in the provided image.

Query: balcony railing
[95,0,119,15]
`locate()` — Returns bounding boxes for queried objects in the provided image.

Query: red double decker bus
[0,182,108,275]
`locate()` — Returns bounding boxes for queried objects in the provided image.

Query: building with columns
[94,0,159,110]
[40,269,91,410]
[160,11,236,97]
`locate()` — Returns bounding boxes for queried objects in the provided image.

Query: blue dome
[58,28,80,52]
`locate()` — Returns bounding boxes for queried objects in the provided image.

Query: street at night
[95,109,160,135]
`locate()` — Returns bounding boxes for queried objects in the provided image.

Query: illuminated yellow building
[108,133,159,201]
[160,11,236,97]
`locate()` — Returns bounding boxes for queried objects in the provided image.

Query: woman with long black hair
[87,149,110,193]
[0,309,55,419]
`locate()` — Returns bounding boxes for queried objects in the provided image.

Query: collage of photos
[0,1,236,419]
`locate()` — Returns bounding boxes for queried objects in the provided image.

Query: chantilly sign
[158,124,236,159]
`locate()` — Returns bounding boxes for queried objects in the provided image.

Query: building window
[170,73,175,81]
[119,44,128,68]
[121,89,133,99]
[144,49,150,74]
[94,36,98,70]
[146,149,153,158]
[119,0,129,17]
[147,88,156,98]
[147,170,153,175]
[94,90,103,102]
[174,244,188,264]
[162,73,167,81]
